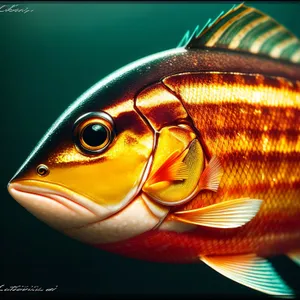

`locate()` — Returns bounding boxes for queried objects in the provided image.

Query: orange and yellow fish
[7,4,300,297]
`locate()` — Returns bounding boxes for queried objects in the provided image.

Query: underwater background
[1,1,300,298]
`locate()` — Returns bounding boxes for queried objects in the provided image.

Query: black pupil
[82,123,108,147]
[39,167,46,174]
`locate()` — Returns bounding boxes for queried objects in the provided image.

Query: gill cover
[143,126,204,205]
[136,82,205,205]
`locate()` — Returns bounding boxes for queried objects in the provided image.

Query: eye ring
[73,112,116,155]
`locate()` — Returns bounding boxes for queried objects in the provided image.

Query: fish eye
[73,112,115,155]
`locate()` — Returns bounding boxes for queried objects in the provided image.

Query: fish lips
[7,180,111,231]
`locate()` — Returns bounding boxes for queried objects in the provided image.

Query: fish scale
[98,71,300,260]
[160,72,300,255]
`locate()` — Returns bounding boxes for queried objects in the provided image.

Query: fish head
[7,48,206,245]
[7,59,157,238]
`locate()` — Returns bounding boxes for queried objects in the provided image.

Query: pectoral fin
[143,128,205,205]
[173,198,263,228]
[198,155,224,192]
[199,254,294,297]
[144,149,189,189]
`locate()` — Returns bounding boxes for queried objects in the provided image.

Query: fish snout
[7,181,108,231]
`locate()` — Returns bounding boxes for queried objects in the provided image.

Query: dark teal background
[1,2,300,297]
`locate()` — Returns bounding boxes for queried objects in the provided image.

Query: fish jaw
[7,180,110,231]
[7,180,168,244]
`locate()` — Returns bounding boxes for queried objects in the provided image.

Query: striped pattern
[184,4,300,64]
[164,72,300,108]
[96,72,300,267]
[162,71,300,256]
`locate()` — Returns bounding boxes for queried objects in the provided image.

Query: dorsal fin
[178,3,300,64]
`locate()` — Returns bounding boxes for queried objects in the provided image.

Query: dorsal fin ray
[179,3,300,64]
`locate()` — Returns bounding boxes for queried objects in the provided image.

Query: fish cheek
[44,128,154,209]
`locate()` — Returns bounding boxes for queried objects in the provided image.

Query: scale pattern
[96,72,300,262]
[160,72,300,256]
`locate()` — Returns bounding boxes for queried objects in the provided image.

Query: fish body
[100,71,300,262]
[7,4,300,297]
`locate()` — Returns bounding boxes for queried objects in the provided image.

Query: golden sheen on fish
[7,4,300,297]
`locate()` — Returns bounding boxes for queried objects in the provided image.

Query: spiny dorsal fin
[178,3,300,64]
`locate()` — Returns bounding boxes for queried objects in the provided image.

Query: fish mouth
[7,180,111,230]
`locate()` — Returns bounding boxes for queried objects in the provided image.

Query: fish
[7,3,300,297]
